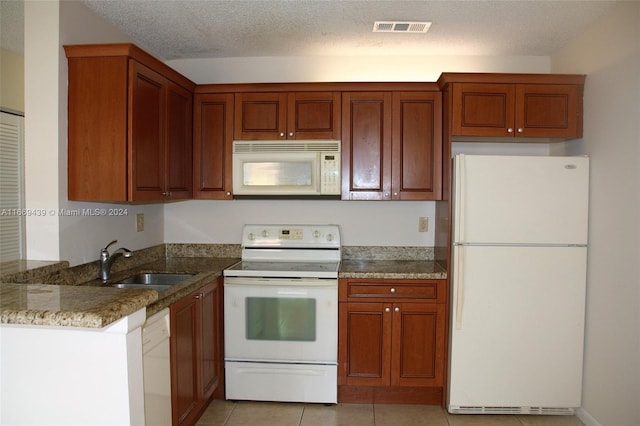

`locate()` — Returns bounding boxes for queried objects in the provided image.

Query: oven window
[246,297,316,341]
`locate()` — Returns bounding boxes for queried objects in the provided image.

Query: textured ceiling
[3,1,617,60]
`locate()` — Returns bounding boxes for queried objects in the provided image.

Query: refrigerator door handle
[457,154,467,243]
[455,245,464,330]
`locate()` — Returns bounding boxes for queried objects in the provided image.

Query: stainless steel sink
[107,272,195,291]
[108,283,175,291]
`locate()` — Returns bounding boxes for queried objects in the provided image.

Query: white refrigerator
[448,154,589,416]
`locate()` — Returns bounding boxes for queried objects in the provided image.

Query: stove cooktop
[223,260,340,279]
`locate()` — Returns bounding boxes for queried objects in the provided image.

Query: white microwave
[232,140,341,197]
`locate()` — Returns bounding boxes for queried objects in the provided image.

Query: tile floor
[195,400,584,426]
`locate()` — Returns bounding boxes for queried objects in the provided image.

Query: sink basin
[107,273,195,291]
[108,283,175,292]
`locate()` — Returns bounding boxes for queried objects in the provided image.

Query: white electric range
[223,224,341,404]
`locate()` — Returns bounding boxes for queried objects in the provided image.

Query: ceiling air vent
[373,21,432,33]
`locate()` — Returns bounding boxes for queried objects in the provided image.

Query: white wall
[551,3,640,425]
[165,200,436,246]
[24,1,165,266]
[24,1,61,261]
[168,55,549,85]
[164,55,551,246]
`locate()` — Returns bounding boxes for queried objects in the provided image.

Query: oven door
[224,277,337,364]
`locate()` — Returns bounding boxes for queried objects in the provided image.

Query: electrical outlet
[136,213,144,232]
[418,217,428,232]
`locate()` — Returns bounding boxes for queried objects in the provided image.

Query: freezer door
[448,245,586,410]
[453,155,589,245]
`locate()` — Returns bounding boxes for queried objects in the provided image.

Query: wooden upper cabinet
[516,84,580,138]
[392,92,442,200]
[288,92,341,139]
[129,61,164,202]
[65,44,195,202]
[341,92,392,200]
[165,81,194,200]
[130,61,193,201]
[193,93,234,199]
[342,91,442,201]
[234,91,340,140]
[439,73,585,141]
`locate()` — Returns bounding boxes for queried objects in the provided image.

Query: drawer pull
[390,288,396,293]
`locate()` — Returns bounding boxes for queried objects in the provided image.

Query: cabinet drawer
[343,281,444,302]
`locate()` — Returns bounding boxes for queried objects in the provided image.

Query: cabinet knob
[288,132,294,137]
[507,128,514,133]
[390,288,396,293]
[517,128,524,133]
[385,307,390,312]
[394,307,400,312]
[226,192,231,196]
[393,192,398,197]
[384,192,390,198]
[195,293,202,299]
[161,191,172,196]
[279,132,285,137]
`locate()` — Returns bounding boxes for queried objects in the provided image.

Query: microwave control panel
[321,153,341,195]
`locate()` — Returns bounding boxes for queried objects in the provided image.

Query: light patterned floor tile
[374,404,449,426]
[195,399,237,425]
[195,399,586,425]
[300,403,374,426]
[517,415,584,426]
[446,412,524,425]
[223,401,304,426]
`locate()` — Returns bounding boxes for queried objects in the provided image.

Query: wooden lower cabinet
[338,279,447,405]
[170,279,222,426]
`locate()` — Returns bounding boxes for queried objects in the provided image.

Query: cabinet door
[391,303,445,387]
[392,92,442,200]
[287,92,341,139]
[341,92,392,200]
[339,302,391,386]
[234,92,288,139]
[170,293,200,426]
[515,84,580,139]
[67,56,129,201]
[193,93,234,199]
[129,59,166,201]
[198,282,220,401]
[451,83,515,137]
[165,81,193,199]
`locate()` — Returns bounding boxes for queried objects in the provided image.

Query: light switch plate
[136,213,144,232]
[418,217,428,232]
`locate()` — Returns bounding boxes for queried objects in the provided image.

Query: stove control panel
[242,224,341,249]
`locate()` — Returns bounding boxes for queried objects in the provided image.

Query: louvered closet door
[0,111,25,261]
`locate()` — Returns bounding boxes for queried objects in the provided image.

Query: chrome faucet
[99,240,132,282]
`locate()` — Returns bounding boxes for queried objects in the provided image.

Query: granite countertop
[339,259,447,280]
[0,257,240,328]
[0,283,158,328]
[0,252,446,329]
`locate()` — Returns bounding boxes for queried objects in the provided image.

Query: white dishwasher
[142,308,172,426]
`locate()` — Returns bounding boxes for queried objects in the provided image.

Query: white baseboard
[576,407,603,426]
